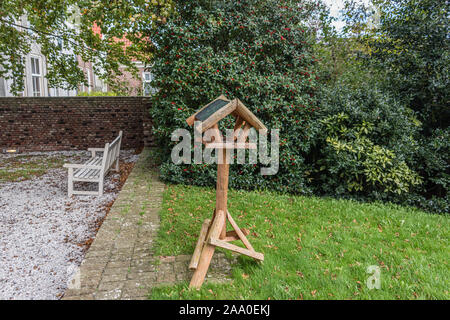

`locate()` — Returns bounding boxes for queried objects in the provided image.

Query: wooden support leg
[98,178,104,196]
[68,168,73,197]
[189,219,211,270]
[189,210,225,288]
[209,238,264,261]
[227,211,254,251]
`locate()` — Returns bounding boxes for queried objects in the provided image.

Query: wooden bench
[64,131,123,197]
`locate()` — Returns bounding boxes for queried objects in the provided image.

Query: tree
[0,0,174,94]
[149,0,326,193]
[338,0,449,212]
[343,0,449,132]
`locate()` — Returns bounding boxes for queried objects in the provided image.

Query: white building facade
[0,46,79,97]
[0,15,154,97]
[0,15,96,97]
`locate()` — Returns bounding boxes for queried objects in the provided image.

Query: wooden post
[189,210,225,288]
[216,149,229,239]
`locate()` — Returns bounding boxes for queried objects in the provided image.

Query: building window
[0,78,5,97]
[57,38,63,50]
[86,68,92,93]
[30,57,42,97]
[142,72,154,96]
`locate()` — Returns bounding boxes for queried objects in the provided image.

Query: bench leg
[98,178,104,196]
[68,168,74,197]
[114,158,120,172]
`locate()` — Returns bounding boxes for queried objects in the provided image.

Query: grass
[0,154,67,183]
[151,184,449,300]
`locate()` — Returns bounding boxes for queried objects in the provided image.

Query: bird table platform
[186,95,267,288]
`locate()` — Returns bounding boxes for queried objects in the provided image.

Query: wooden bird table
[186,95,266,288]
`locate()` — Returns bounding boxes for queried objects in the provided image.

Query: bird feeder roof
[186,95,266,132]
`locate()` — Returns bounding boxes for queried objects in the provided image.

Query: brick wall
[0,97,153,152]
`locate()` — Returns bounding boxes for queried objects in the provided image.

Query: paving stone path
[63,149,235,300]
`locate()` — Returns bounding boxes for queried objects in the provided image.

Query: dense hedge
[353,0,449,213]
[150,0,324,194]
[148,0,448,213]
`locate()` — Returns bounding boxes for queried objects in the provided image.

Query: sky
[323,0,370,31]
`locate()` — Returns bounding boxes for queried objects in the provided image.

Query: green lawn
[0,154,67,183]
[150,184,449,300]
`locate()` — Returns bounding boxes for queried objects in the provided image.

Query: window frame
[142,71,153,96]
[30,56,42,97]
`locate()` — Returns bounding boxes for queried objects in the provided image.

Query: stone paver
[63,148,235,300]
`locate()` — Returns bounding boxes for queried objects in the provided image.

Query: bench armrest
[63,163,102,170]
[88,148,105,157]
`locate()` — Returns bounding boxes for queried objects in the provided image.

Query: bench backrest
[100,131,123,175]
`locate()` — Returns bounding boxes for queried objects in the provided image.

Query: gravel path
[0,150,139,300]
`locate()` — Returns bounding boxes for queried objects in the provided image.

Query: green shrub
[310,84,423,200]
[319,113,421,194]
[407,128,450,213]
[149,0,325,194]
